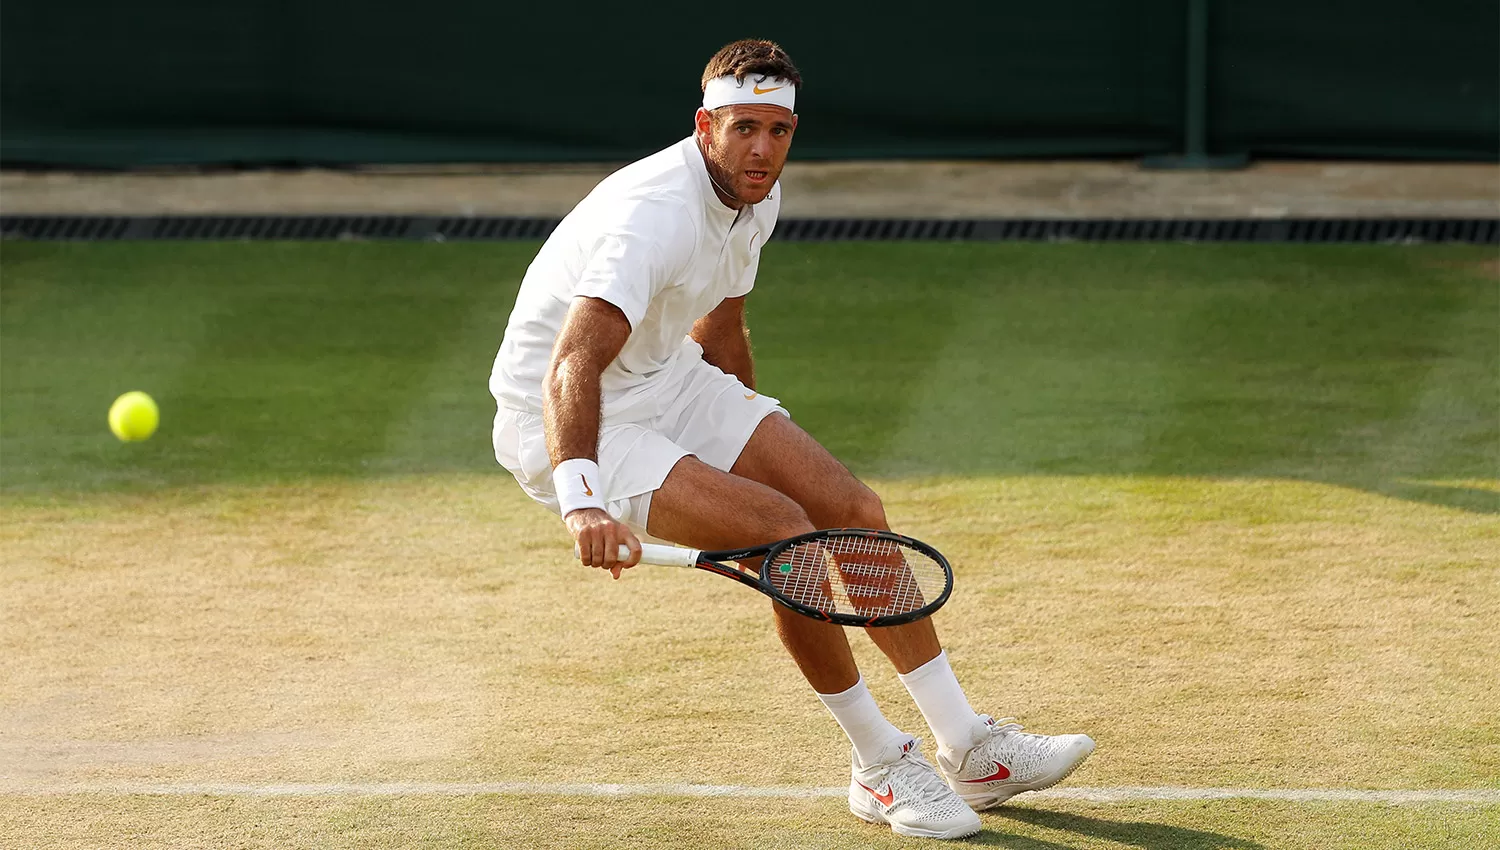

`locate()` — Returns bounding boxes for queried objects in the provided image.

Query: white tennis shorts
[492,358,788,538]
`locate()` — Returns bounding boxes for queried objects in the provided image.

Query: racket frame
[641,528,953,628]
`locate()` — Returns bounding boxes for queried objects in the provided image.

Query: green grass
[2,241,1497,849]
[3,242,1495,510]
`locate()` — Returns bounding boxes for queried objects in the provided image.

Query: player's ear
[694,107,713,143]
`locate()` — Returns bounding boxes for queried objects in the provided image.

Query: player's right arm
[544,295,642,578]
[545,199,696,576]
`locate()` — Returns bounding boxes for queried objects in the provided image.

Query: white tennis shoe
[937,715,1095,810]
[848,736,982,840]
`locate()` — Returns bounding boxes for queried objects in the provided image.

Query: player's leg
[728,414,977,736]
[644,454,860,695]
[728,412,1095,809]
[647,454,982,839]
[728,412,943,672]
[645,376,980,836]
[645,455,924,771]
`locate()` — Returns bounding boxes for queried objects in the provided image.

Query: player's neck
[695,141,746,211]
[708,180,745,210]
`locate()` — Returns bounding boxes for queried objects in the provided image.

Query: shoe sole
[951,738,1096,812]
[850,800,982,840]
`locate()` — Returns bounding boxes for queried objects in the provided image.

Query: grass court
[2,241,1496,848]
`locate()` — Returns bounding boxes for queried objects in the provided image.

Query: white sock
[815,676,908,767]
[897,651,983,756]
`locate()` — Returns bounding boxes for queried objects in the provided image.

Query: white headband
[702,74,796,112]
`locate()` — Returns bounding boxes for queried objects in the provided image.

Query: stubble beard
[701,140,746,207]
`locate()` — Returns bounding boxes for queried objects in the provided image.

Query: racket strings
[768,535,946,620]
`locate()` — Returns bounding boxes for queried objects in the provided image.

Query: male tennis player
[490,39,1094,840]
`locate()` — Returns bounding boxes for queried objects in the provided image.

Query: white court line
[4,782,1498,805]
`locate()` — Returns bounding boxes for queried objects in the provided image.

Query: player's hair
[700,39,802,92]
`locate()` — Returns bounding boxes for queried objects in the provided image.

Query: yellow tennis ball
[108,391,159,442]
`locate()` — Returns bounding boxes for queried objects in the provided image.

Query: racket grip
[637,543,698,568]
[571,542,699,568]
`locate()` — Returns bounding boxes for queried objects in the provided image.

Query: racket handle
[572,542,700,568]
[637,543,699,568]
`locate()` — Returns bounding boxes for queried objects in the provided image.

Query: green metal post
[1143,0,1249,170]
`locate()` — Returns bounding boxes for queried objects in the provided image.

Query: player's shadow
[966,808,1265,849]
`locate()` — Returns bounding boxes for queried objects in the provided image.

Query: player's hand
[566,507,642,579]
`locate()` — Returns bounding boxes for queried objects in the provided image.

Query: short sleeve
[574,201,694,329]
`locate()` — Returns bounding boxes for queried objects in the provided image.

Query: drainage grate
[147,216,414,240]
[0,216,137,240]
[1,215,1494,244]
[773,218,978,241]
[432,217,559,240]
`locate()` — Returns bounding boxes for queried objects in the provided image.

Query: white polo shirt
[489,136,780,424]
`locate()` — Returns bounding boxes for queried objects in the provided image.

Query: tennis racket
[576,528,953,627]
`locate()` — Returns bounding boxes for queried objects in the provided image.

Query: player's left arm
[691,295,754,390]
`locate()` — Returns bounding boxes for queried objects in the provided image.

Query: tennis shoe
[848,736,982,840]
[937,715,1095,810]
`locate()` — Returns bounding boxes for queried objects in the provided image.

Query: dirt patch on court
[1464,255,1500,278]
[3,473,1497,847]
[4,474,1496,795]
[1424,254,1500,279]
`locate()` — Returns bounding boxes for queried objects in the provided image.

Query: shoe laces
[973,716,1058,775]
[984,716,1028,738]
[876,745,953,805]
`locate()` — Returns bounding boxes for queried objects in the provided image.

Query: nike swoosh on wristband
[580,475,593,497]
[856,781,895,806]
[963,763,1012,783]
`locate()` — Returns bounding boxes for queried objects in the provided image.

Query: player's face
[695,103,797,207]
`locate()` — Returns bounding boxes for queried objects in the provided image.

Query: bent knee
[825,484,887,530]
[763,492,816,540]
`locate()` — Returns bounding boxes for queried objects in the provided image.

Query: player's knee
[836,485,888,530]
[765,493,816,540]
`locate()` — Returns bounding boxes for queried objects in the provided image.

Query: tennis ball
[108,391,159,442]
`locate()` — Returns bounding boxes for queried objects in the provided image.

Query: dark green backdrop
[2,2,1495,166]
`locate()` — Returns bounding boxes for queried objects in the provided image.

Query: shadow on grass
[1367,481,1500,514]
[976,808,1264,849]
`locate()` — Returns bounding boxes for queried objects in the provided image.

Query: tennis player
[490,39,1094,840]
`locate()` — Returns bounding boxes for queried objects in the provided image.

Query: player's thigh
[655,360,883,530]
[729,412,887,531]
[645,455,813,552]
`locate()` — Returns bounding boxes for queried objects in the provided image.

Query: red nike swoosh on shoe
[962,763,1012,783]
[856,781,895,806]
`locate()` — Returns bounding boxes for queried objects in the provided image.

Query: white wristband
[553,458,607,517]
